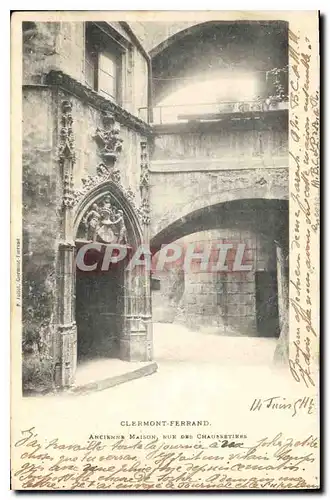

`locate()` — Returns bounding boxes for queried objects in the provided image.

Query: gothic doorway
[75,243,125,363]
[55,180,153,389]
[74,192,130,365]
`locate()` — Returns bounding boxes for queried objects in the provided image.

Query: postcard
[11,10,320,490]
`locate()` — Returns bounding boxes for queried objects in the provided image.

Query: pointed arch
[55,179,152,389]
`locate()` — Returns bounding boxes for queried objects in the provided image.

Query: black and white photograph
[11,11,319,491]
[21,18,290,392]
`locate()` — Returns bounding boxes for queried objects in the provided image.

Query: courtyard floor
[69,321,278,394]
[153,322,277,365]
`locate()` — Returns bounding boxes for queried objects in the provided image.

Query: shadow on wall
[153,268,185,323]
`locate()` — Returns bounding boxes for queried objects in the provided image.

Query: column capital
[58,240,76,250]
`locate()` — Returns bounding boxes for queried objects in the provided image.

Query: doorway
[255,270,280,338]
[75,244,125,362]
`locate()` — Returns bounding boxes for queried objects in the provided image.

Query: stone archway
[53,102,153,389]
[150,198,289,360]
[55,180,153,389]
[74,187,136,366]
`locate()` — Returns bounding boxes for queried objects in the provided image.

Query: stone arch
[55,179,152,389]
[151,20,288,104]
[150,22,211,58]
[73,180,143,247]
[151,185,289,242]
[150,197,289,351]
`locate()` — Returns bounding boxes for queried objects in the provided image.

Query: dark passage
[255,270,280,338]
[75,246,124,361]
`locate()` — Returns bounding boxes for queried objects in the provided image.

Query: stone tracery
[78,193,128,244]
[58,100,76,209]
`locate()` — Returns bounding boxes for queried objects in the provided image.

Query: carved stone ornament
[138,141,150,226]
[140,141,150,190]
[58,100,76,208]
[45,71,152,136]
[93,111,123,167]
[58,100,76,163]
[71,163,131,209]
[78,193,128,244]
[138,198,151,225]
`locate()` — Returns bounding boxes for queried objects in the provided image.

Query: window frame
[97,48,121,102]
[84,22,126,105]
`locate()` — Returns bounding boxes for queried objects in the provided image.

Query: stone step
[68,360,158,396]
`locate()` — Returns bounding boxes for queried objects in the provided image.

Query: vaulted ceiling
[143,21,288,104]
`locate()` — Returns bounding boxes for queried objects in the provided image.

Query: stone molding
[58,100,76,163]
[150,159,289,173]
[45,70,152,135]
[58,322,77,335]
[70,168,140,217]
[139,198,151,225]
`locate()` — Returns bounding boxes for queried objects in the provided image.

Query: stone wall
[63,89,146,201]
[149,116,288,238]
[23,22,60,85]
[21,19,151,392]
[128,21,197,54]
[151,122,288,161]
[23,22,85,85]
[22,21,149,115]
[152,206,285,337]
[22,87,61,392]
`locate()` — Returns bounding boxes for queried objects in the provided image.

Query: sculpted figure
[96,196,117,243]
[110,127,124,155]
[112,208,127,244]
[101,195,112,213]
[83,204,101,241]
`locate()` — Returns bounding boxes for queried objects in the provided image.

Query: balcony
[139,99,288,125]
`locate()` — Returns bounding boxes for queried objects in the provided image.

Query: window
[84,23,122,103]
[85,32,97,90]
[98,50,118,100]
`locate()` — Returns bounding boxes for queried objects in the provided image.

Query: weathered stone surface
[150,168,288,239]
[22,88,60,391]
[22,25,152,391]
[21,20,289,392]
[149,115,288,239]
[152,206,287,338]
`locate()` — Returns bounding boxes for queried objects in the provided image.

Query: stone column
[55,242,77,388]
[120,264,150,361]
[140,140,153,360]
[119,140,153,362]
[55,100,77,388]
